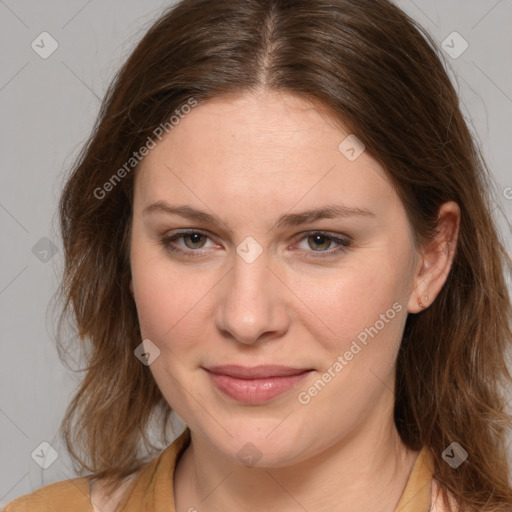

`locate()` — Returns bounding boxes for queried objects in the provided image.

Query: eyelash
[160,229,351,259]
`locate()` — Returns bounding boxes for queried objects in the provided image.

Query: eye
[161,229,217,256]
[294,231,351,258]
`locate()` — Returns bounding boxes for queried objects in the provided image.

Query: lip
[203,365,313,404]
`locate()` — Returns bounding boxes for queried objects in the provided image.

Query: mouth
[202,365,314,404]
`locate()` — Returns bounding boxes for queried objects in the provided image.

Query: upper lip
[203,365,312,379]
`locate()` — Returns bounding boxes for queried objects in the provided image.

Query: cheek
[295,268,408,412]
[291,256,409,355]
[130,240,210,352]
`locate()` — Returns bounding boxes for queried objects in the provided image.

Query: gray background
[1,0,511,505]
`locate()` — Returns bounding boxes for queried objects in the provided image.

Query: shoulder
[4,428,191,512]
[2,477,93,512]
[2,474,136,512]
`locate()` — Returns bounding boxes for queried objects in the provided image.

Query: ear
[407,201,460,314]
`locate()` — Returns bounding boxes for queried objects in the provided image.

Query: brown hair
[56,0,512,509]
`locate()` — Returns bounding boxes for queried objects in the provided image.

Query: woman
[4,0,511,511]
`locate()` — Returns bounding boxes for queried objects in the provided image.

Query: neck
[174,403,419,512]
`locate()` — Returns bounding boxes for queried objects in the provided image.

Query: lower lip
[206,370,313,404]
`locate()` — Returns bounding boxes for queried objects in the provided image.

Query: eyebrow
[143,201,376,231]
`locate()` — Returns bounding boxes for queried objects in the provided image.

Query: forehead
[134,91,396,223]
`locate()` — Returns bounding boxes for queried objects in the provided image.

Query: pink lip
[203,365,313,404]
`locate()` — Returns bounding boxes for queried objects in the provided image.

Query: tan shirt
[3,427,451,511]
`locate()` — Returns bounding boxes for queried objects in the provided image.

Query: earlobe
[407,201,460,314]
[417,295,429,308]
[407,253,433,313]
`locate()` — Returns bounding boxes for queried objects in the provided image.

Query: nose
[214,250,290,345]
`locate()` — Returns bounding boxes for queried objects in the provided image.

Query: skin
[127,89,460,512]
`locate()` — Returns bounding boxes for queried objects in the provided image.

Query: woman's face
[129,91,421,466]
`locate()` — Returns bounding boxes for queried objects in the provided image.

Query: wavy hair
[55,0,512,509]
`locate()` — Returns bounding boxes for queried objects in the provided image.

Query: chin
[200,418,314,468]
